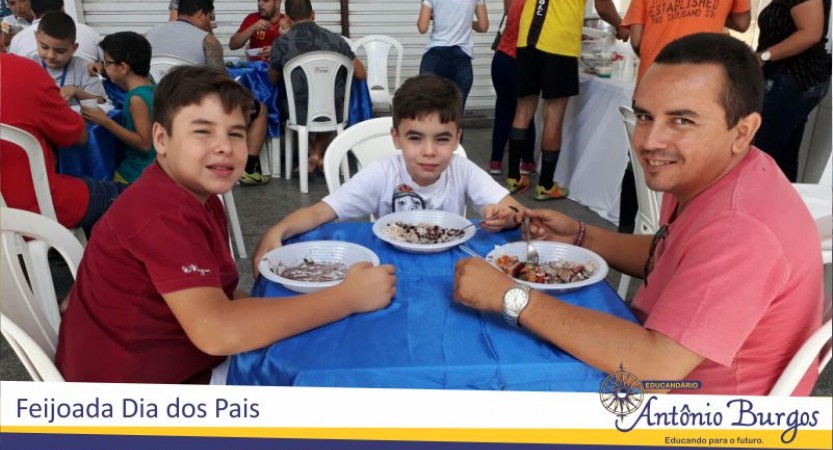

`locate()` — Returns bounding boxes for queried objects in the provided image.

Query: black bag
[491,13,507,51]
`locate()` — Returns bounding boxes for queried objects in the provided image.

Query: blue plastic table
[57,109,123,181]
[228,222,639,391]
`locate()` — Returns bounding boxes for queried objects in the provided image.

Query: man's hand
[337,262,397,313]
[248,19,271,34]
[615,25,630,42]
[453,257,513,314]
[258,45,271,59]
[80,105,109,124]
[481,203,520,232]
[60,86,79,102]
[525,208,581,244]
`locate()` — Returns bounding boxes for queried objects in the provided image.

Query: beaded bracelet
[574,221,587,247]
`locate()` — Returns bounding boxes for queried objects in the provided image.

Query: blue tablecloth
[226,61,373,137]
[57,109,124,181]
[227,223,639,391]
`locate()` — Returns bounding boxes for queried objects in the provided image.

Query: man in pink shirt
[452,33,823,396]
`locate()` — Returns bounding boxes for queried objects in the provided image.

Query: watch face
[505,287,527,311]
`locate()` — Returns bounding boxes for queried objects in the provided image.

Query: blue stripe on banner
[0,434,739,450]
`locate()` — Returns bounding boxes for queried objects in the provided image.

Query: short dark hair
[31,0,62,18]
[654,33,763,128]
[392,74,463,130]
[99,32,151,77]
[176,0,213,17]
[37,11,75,44]
[153,66,253,135]
[285,0,312,21]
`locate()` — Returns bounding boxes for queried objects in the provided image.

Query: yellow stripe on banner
[2,427,831,448]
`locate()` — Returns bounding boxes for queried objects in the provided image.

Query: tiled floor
[2,126,830,396]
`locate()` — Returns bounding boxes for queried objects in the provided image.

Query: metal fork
[523,216,539,265]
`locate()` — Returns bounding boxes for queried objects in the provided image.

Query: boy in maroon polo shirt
[55,66,397,384]
[228,0,284,61]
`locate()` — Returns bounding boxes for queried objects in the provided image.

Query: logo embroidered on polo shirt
[181,264,211,276]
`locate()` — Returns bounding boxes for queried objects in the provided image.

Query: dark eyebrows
[632,104,699,118]
[190,119,248,131]
[666,109,699,118]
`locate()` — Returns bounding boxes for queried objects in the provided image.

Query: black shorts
[515,47,579,99]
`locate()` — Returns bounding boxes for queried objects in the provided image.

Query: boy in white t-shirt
[253,74,524,268]
[31,12,105,106]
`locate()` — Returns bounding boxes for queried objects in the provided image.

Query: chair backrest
[353,35,404,101]
[0,124,57,220]
[283,51,354,133]
[323,116,468,194]
[341,35,355,49]
[1,207,84,359]
[1,313,65,381]
[769,318,832,396]
[149,54,194,82]
[619,105,663,235]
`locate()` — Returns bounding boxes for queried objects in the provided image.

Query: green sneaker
[505,175,530,194]
[240,163,270,185]
[534,183,569,200]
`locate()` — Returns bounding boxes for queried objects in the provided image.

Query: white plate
[72,103,115,114]
[259,241,380,293]
[246,48,262,57]
[486,241,608,292]
[372,210,474,254]
[223,56,243,63]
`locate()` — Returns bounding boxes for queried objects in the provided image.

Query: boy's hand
[60,86,79,102]
[338,262,396,313]
[80,105,108,124]
[251,226,284,275]
[481,204,520,232]
[526,208,581,244]
[86,61,104,77]
[453,257,513,314]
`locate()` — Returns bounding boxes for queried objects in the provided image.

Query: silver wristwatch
[503,283,531,327]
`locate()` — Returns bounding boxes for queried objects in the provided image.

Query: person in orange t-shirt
[623,0,752,84]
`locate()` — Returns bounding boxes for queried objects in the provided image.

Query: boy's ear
[390,126,401,150]
[152,122,169,156]
[72,42,78,52]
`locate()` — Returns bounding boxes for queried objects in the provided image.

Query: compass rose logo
[599,364,644,419]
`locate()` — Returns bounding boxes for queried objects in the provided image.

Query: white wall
[78,0,506,114]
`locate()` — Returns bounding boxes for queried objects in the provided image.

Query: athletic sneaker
[240,163,270,185]
[534,183,569,200]
[505,175,530,194]
[488,161,502,175]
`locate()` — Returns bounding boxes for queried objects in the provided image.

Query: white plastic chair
[148,54,195,82]
[769,317,832,395]
[282,51,354,193]
[0,123,87,246]
[617,106,663,299]
[1,313,64,382]
[792,164,832,265]
[352,35,403,112]
[323,116,468,195]
[1,207,84,359]
[218,192,247,259]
